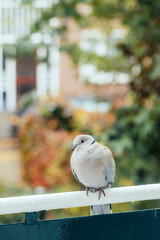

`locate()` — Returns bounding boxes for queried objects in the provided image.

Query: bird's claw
[86,187,106,200]
[96,187,106,200]
[86,187,90,195]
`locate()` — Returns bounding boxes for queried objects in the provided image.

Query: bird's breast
[71,150,107,188]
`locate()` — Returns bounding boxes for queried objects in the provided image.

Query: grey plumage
[70,134,115,215]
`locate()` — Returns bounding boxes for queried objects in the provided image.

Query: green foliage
[3,38,38,60]
[18,91,37,113]
[107,98,160,185]
[21,0,34,4]
[40,104,74,131]
[89,0,160,102]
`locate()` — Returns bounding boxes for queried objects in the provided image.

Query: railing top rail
[0,183,160,215]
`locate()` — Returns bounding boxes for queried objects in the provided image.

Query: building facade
[0,0,60,112]
[0,0,128,113]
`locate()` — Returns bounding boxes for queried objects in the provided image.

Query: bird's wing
[103,146,115,184]
[71,167,81,183]
[70,153,81,183]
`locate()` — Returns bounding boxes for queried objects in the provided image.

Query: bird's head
[71,134,96,151]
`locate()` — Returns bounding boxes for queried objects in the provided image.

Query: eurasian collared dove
[70,134,115,215]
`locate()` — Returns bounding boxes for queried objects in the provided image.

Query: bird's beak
[71,145,77,151]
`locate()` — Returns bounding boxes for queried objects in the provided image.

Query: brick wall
[59,19,129,102]
[60,52,128,101]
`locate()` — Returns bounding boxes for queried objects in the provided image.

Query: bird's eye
[81,140,84,143]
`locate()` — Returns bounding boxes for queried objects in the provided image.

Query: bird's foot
[86,187,106,200]
[94,187,106,200]
[86,187,90,195]
[86,187,96,195]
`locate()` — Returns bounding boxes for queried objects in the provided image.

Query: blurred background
[0,0,160,223]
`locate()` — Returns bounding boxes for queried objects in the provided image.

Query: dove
[70,134,115,215]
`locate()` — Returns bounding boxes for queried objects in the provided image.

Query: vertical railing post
[25,212,38,224]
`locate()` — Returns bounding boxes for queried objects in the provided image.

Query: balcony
[0,183,160,239]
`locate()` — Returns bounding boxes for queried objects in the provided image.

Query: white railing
[0,183,160,215]
[0,0,54,39]
[0,6,41,39]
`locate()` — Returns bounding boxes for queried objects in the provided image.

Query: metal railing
[0,183,160,215]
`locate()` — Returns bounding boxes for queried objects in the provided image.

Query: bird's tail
[90,204,112,215]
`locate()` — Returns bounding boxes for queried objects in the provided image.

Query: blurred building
[0,0,59,112]
[61,25,129,112]
[0,0,128,113]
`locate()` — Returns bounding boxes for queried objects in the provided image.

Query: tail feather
[90,204,112,215]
